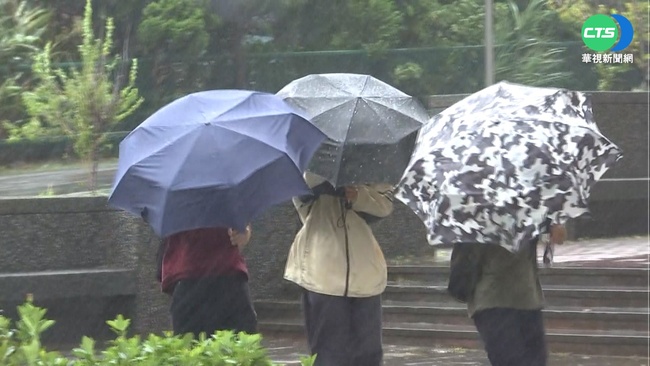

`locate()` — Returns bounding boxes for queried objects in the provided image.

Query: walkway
[547,236,649,267]
[388,235,650,267]
[263,336,649,366]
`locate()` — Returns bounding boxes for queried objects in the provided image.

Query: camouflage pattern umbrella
[396,81,623,252]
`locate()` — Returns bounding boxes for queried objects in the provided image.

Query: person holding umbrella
[277,73,429,366]
[449,222,567,366]
[108,90,327,338]
[158,224,257,337]
[285,172,394,366]
[396,82,622,366]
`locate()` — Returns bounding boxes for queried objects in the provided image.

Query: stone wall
[0,195,432,343]
[0,197,170,343]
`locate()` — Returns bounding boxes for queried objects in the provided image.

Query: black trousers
[473,308,547,366]
[170,273,257,338]
[302,290,383,366]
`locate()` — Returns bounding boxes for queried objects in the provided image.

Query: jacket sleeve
[351,184,394,218]
[292,196,312,223]
[293,172,328,222]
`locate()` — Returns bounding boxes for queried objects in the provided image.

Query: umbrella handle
[542,241,554,267]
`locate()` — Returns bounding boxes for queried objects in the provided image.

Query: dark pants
[171,273,257,338]
[473,308,547,366]
[302,290,383,366]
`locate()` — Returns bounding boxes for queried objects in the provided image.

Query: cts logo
[581,14,634,52]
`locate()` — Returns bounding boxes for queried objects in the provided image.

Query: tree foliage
[0,0,643,143]
[137,0,219,104]
[494,0,572,87]
[549,0,648,90]
[330,0,403,53]
[391,0,573,95]
[21,0,143,190]
[138,0,211,57]
[0,0,50,138]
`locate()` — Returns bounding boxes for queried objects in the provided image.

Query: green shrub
[0,299,316,366]
[0,131,128,166]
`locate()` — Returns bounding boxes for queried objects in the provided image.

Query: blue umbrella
[108,90,326,237]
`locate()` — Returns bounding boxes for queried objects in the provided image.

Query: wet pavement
[263,336,649,366]
[388,236,650,268]
[545,236,649,267]
[0,160,117,197]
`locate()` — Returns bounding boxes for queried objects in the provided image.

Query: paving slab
[389,236,650,267]
[263,336,649,366]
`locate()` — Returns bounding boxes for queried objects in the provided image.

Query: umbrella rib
[160,128,286,231]
[284,97,352,121]
[359,75,371,96]
[309,98,355,120]
[167,129,294,190]
[360,99,391,140]
[159,130,206,232]
[362,99,425,142]
[318,74,355,96]
[194,92,257,123]
[167,150,295,191]
[121,126,200,181]
[366,97,425,123]
[334,98,362,187]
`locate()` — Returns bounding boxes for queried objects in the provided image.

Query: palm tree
[494,0,571,87]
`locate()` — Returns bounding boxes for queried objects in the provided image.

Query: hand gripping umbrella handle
[334,187,353,209]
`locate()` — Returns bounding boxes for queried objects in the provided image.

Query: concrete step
[258,320,650,357]
[275,275,650,308]
[255,300,650,333]
[388,265,650,288]
[383,284,650,308]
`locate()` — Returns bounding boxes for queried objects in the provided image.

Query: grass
[38,184,56,197]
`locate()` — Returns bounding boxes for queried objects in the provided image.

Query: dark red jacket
[160,227,248,294]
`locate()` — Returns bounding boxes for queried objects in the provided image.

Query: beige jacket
[284,173,394,297]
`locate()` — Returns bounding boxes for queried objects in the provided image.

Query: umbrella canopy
[108,90,326,237]
[277,73,429,187]
[396,81,623,252]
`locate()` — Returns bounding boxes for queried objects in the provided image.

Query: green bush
[0,299,316,366]
[0,131,128,166]
[0,135,71,166]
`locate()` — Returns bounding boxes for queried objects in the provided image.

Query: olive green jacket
[459,241,545,317]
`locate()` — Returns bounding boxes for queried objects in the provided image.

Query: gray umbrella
[277,73,429,187]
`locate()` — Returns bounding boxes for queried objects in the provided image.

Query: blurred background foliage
[1,0,646,141]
